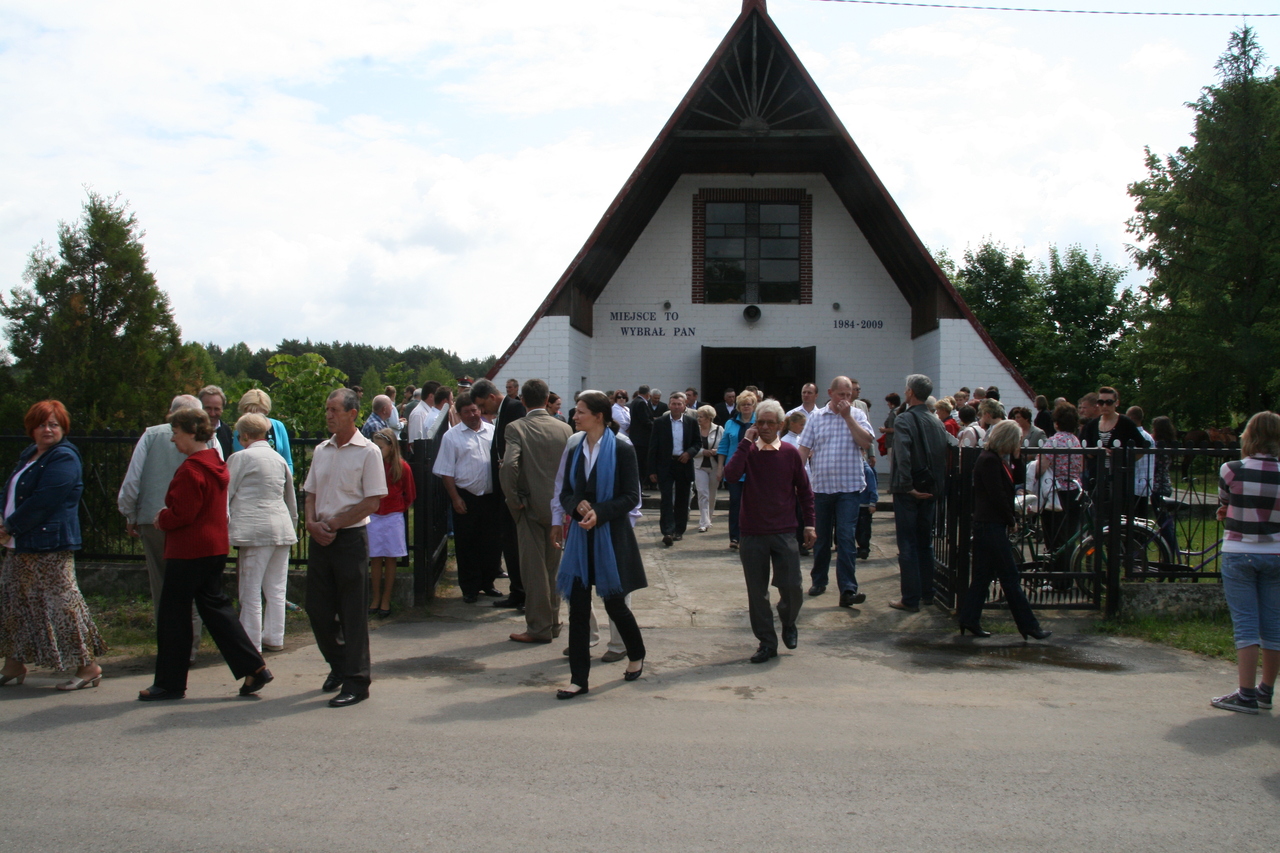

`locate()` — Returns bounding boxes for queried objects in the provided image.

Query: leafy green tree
[953,240,1041,380]
[1126,26,1280,424]
[1030,245,1135,404]
[2,192,185,428]
[264,353,348,436]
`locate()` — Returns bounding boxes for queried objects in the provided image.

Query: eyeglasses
[1098,398,1117,405]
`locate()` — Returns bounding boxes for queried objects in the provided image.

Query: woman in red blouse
[367,429,416,618]
[139,408,271,701]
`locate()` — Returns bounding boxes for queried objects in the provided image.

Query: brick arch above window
[692,188,812,305]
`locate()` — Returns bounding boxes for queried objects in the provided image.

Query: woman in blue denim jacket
[0,401,106,691]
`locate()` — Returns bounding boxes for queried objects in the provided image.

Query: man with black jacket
[628,385,653,484]
[471,379,526,608]
[648,392,701,547]
[889,374,957,613]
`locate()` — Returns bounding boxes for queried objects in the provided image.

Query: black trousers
[154,554,263,692]
[306,528,371,695]
[958,521,1042,634]
[494,482,524,603]
[453,489,503,596]
[739,533,803,650]
[857,505,872,552]
[657,461,691,537]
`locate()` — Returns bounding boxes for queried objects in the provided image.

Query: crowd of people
[0,373,1273,717]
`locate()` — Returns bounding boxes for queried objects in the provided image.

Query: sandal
[56,667,102,691]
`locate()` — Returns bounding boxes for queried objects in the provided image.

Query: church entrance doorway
[700,346,816,413]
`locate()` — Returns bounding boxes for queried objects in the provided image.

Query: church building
[488,0,1033,412]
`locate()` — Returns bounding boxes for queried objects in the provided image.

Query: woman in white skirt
[228,413,298,653]
[368,429,415,618]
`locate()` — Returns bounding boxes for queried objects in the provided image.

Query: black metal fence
[931,441,1238,617]
[0,430,452,602]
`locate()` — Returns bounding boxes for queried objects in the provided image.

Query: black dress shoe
[839,591,867,606]
[856,548,870,560]
[623,661,645,682]
[479,587,503,598]
[750,645,777,664]
[959,624,992,638]
[556,686,589,700]
[662,534,673,547]
[807,585,826,596]
[782,625,798,650]
[492,596,523,608]
[239,667,274,697]
[322,673,342,693]
[328,691,368,708]
[462,594,478,603]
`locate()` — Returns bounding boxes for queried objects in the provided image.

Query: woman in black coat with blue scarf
[555,390,647,699]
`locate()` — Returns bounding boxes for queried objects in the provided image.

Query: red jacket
[376,460,416,515]
[156,449,230,559]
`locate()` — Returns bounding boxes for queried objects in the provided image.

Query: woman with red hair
[0,401,107,690]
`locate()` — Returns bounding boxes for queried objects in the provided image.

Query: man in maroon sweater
[724,399,816,663]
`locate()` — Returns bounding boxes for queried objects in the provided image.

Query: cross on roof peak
[742,0,767,14]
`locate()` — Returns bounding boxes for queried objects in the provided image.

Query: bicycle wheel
[1119,524,1173,576]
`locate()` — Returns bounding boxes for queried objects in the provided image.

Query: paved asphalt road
[1,505,1275,852]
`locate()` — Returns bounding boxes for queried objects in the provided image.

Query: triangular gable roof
[488,0,1033,399]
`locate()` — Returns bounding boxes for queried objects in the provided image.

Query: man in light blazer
[648,391,701,547]
[499,379,573,644]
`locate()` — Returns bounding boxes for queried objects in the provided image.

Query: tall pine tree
[3,191,184,429]
[1127,26,1280,424]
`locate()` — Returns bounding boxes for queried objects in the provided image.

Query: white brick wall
[497,173,1030,407]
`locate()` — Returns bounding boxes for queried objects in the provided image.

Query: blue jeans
[727,480,744,543]
[894,492,935,608]
[811,491,862,592]
[1222,553,1280,651]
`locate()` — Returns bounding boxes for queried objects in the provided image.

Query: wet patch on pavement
[375,656,486,678]
[890,636,1128,672]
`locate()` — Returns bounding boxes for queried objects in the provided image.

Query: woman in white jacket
[228,413,298,652]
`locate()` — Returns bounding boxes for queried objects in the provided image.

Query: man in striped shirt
[796,376,875,608]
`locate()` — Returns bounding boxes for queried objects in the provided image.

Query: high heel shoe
[56,669,102,691]
[0,668,27,686]
[1021,628,1052,641]
[624,660,645,682]
[958,624,991,638]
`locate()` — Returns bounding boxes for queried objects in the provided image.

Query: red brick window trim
[692,188,812,305]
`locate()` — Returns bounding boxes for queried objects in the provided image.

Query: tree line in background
[0,191,494,434]
[1,28,1273,435]
[939,26,1278,430]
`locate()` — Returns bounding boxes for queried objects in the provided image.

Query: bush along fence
[0,430,452,604]
[930,440,1238,618]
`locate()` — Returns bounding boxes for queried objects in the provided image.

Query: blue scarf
[557,428,624,598]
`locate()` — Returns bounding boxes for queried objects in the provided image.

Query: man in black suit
[648,391,701,547]
[199,385,234,458]
[471,379,527,608]
[715,387,737,427]
[627,385,653,484]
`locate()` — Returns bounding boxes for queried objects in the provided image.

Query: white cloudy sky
[0,0,1274,361]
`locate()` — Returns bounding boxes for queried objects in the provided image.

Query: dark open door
[700,346,816,412]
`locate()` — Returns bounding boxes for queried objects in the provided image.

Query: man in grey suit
[500,379,574,644]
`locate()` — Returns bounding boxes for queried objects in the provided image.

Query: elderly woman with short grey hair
[693,405,723,533]
[228,412,298,653]
[956,419,1050,641]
